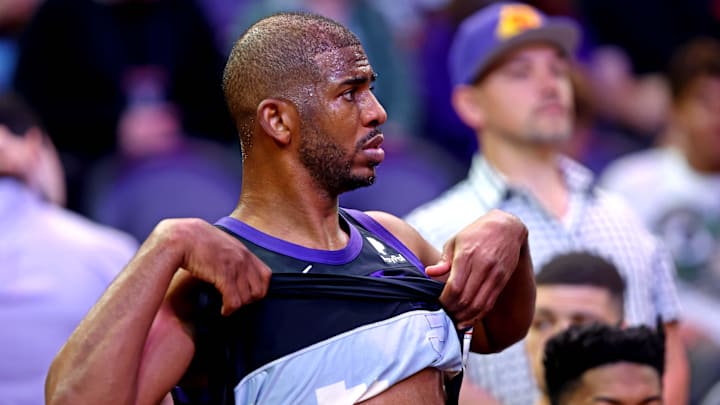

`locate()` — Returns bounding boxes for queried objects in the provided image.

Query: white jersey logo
[365,236,408,265]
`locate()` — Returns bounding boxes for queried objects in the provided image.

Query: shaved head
[223,12,362,154]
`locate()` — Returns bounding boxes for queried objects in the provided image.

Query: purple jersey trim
[215,216,362,265]
[341,208,428,276]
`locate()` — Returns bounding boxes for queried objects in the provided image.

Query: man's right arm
[45,218,271,405]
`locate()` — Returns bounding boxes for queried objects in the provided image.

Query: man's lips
[535,103,567,114]
[361,132,385,165]
[363,133,384,149]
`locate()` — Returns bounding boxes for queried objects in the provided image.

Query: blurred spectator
[84,98,243,242]
[13,0,235,212]
[601,37,720,290]
[231,0,421,139]
[525,252,626,405]
[544,323,665,405]
[560,0,719,175]
[601,37,720,404]
[0,93,138,404]
[405,3,688,404]
[194,0,250,53]
[458,250,628,405]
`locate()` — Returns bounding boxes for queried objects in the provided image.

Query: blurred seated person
[85,99,243,241]
[0,93,138,404]
[543,323,665,405]
[13,0,235,212]
[600,37,720,291]
[601,36,720,404]
[458,251,626,405]
[526,251,626,405]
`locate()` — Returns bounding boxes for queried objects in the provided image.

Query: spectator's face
[297,45,387,196]
[674,75,720,171]
[473,44,573,145]
[561,362,662,405]
[525,285,622,393]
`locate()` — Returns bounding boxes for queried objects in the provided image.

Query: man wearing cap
[405,2,689,404]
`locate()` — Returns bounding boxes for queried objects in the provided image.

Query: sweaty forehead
[313,45,372,82]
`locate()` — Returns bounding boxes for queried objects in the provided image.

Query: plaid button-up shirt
[405,155,680,405]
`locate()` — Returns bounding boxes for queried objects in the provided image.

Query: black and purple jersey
[178,208,462,405]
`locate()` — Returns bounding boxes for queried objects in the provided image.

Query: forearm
[663,321,690,405]
[46,221,187,405]
[471,241,535,353]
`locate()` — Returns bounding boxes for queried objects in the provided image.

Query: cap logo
[496,4,543,39]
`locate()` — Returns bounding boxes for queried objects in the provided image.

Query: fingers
[440,213,526,329]
[426,239,456,278]
[218,254,272,316]
[165,218,272,316]
[442,252,497,329]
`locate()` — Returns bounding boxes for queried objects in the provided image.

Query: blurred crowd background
[1,0,719,403]
[2,0,718,223]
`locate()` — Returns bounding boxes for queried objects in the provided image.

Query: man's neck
[232,178,349,251]
[482,139,570,219]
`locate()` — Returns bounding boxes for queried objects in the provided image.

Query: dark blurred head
[536,252,625,316]
[667,37,720,102]
[544,323,664,405]
[666,37,720,172]
[0,93,45,181]
[0,92,43,136]
[526,252,626,393]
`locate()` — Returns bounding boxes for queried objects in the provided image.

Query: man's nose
[363,91,387,127]
[554,319,572,335]
[537,68,562,99]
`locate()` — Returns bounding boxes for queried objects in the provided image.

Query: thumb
[425,239,455,278]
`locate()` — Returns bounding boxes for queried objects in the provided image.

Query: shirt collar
[467,154,596,205]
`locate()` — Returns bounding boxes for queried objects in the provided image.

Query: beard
[522,107,574,144]
[298,122,376,197]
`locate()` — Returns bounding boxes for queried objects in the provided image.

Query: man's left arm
[367,209,535,354]
[663,321,689,405]
[651,245,690,404]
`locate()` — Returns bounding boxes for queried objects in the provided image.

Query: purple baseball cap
[449,2,580,86]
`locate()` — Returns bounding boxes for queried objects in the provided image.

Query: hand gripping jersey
[176,208,462,405]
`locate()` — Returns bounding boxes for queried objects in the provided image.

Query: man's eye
[551,63,569,77]
[342,89,356,101]
[532,318,553,332]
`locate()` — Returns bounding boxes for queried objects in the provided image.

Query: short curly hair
[222,12,361,154]
[537,251,626,319]
[544,322,665,405]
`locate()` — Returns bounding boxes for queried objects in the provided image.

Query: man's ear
[451,85,485,130]
[257,98,298,145]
